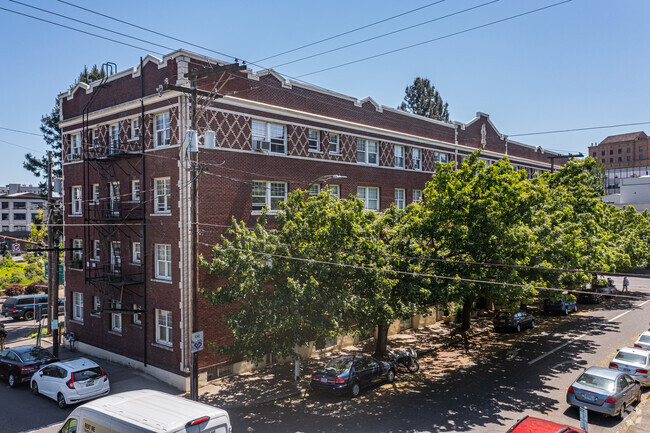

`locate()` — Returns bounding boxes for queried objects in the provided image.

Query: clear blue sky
[1,0,649,185]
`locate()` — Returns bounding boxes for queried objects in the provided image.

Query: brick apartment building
[59,49,558,390]
[588,131,650,191]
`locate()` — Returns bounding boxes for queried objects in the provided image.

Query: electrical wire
[0,126,42,137]
[509,121,650,137]
[0,138,47,154]
[297,0,573,77]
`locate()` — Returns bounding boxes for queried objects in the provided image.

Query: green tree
[398,76,450,122]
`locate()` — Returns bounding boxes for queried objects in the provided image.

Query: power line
[255,0,447,63]
[271,0,500,69]
[0,139,47,154]
[0,126,42,137]
[297,0,573,77]
[509,121,650,137]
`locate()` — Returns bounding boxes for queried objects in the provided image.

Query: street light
[309,174,347,186]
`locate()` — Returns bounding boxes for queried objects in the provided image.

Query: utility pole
[46,152,59,357]
[549,152,584,173]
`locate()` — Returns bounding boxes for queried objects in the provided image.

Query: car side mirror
[39,371,44,376]
[634,379,641,385]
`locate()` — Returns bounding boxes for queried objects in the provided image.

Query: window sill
[151,278,173,284]
[252,211,278,216]
[70,319,84,325]
[108,330,122,336]
[308,149,321,153]
[69,267,83,272]
[152,342,173,351]
[91,313,101,318]
[129,262,142,266]
[68,214,83,218]
[150,212,172,217]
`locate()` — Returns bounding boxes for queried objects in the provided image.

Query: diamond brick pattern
[423,149,435,172]
[380,142,392,167]
[288,125,308,157]
[340,134,357,163]
[213,111,251,150]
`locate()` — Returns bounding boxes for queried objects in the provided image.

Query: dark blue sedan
[310,355,395,397]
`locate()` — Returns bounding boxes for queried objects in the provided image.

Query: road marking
[608,310,631,322]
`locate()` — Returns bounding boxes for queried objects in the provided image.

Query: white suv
[31,358,110,408]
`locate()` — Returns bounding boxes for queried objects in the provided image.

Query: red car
[507,415,584,433]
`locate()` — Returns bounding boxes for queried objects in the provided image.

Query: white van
[57,389,231,433]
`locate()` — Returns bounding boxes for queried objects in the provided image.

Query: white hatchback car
[609,346,650,387]
[31,358,110,408]
[634,331,650,351]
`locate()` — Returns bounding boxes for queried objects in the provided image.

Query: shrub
[25,282,46,294]
[25,263,43,280]
[4,284,25,296]
[8,269,25,284]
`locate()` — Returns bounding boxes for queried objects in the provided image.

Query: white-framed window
[252,181,287,212]
[434,151,449,164]
[155,244,172,280]
[92,184,99,205]
[328,133,340,154]
[72,239,83,263]
[357,139,378,165]
[154,177,171,213]
[394,145,404,168]
[92,240,100,260]
[71,186,82,215]
[91,129,99,147]
[326,185,341,199]
[357,187,379,211]
[412,148,422,171]
[131,179,141,201]
[133,304,142,325]
[110,182,120,214]
[130,118,140,140]
[156,309,173,346]
[132,242,141,264]
[72,292,83,322]
[111,301,122,333]
[154,112,171,147]
[109,124,119,153]
[308,129,320,152]
[110,241,121,273]
[413,189,423,203]
[251,120,286,154]
[308,184,320,196]
[92,296,101,316]
[70,134,81,157]
[394,188,405,210]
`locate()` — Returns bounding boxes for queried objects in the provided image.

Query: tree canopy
[398,76,450,122]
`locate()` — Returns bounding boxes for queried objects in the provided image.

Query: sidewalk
[622,393,650,433]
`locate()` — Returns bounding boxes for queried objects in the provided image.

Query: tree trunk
[460,297,473,332]
[374,324,389,358]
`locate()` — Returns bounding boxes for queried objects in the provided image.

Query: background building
[59,49,560,391]
[0,192,45,233]
[0,183,41,195]
[588,132,650,191]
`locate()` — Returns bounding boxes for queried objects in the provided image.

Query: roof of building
[0,192,44,200]
[599,131,648,145]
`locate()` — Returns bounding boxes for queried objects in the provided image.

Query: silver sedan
[566,366,641,418]
[610,347,650,387]
[634,331,650,351]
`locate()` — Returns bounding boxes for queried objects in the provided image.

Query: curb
[617,392,649,433]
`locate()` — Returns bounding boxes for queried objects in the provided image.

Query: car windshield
[20,348,53,362]
[74,367,103,381]
[324,359,352,376]
[576,373,616,392]
[638,335,650,343]
[496,312,513,319]
[615,351,647,366]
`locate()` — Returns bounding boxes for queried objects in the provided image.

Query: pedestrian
[0,324,7,350]
[623,276,629,292]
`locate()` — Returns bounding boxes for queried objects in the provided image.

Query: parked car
[506,415,584,433]
[544,299,578,315]
[493,311,535,333]
[0,345,57,387]
[595,283,618,296]
[575,290,604,304]
[634,331,650,350]
[1,295,64,321]
[609,347,650,387]
[31,357,110,408]
[310,355,395,397]
[566,366,641,418]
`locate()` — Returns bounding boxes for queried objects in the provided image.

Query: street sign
[44,263,64,283]
[191,331,204,353]
[11,242,20,252]
[579,407,588,432]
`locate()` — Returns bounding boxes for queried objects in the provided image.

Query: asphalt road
[230,277,650,433]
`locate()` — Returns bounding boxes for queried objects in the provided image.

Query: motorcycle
[387,347,419,373]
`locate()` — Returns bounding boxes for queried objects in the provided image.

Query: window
[327,185,341,199]
[92,296,101,316]
[413,190,423,202]
[618,149,622,154]
[132,242,141,264]
[133,304,142,325]
[627,156,631,162]
[111,301,122,333]
[252,181,287,212]
[110,182,120,214]
[434,152,449,164]
[72,292,83,321]
[14,202,25,209]
[394,145,404,168]
[131,180,141,201]
[154,177,171,213]
[601,150,605,156]
[357,139,378,165]
[91,129,99,147]
[92,240,100,260]
[610,158,614,163]
[308,184,320,196]
[156,309,172,346]
[72,186,82,215]
[251,120,286,154]
[92,184,99,205]
[592,152,596,157]
[72,239,83,269]
[328,133,339,154]
[308,129,320,152]
[1,214,7,221]
[154,112,171,147]
[609,150,614,155]
[412,148,422,170]
[13,226,26,232]
[155,244,172,280]
[601,159,605,163]
[357,187,379,211]
[641,154,645,160]
[109,124,119,153]
[618,157,622,162]
[13,213,26,220]
[627,147,631,153]
[2,226,8,231]
[70,134,81,157]
[394,188,405,210]
[1,202,7,209]
[110,241,121,273]
[131,118,140,140]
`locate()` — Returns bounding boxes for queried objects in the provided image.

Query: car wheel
[8,372,17,388]
[530,320,535,329]
[564,308,569,316]
[31,381,39,396]
[350,382,361,398]
[386,369,395,383]
[57,393,67,409]
[618,404,626,419]
[574,305,578,312]
[516,324,521,333]
[24,310,34,321]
